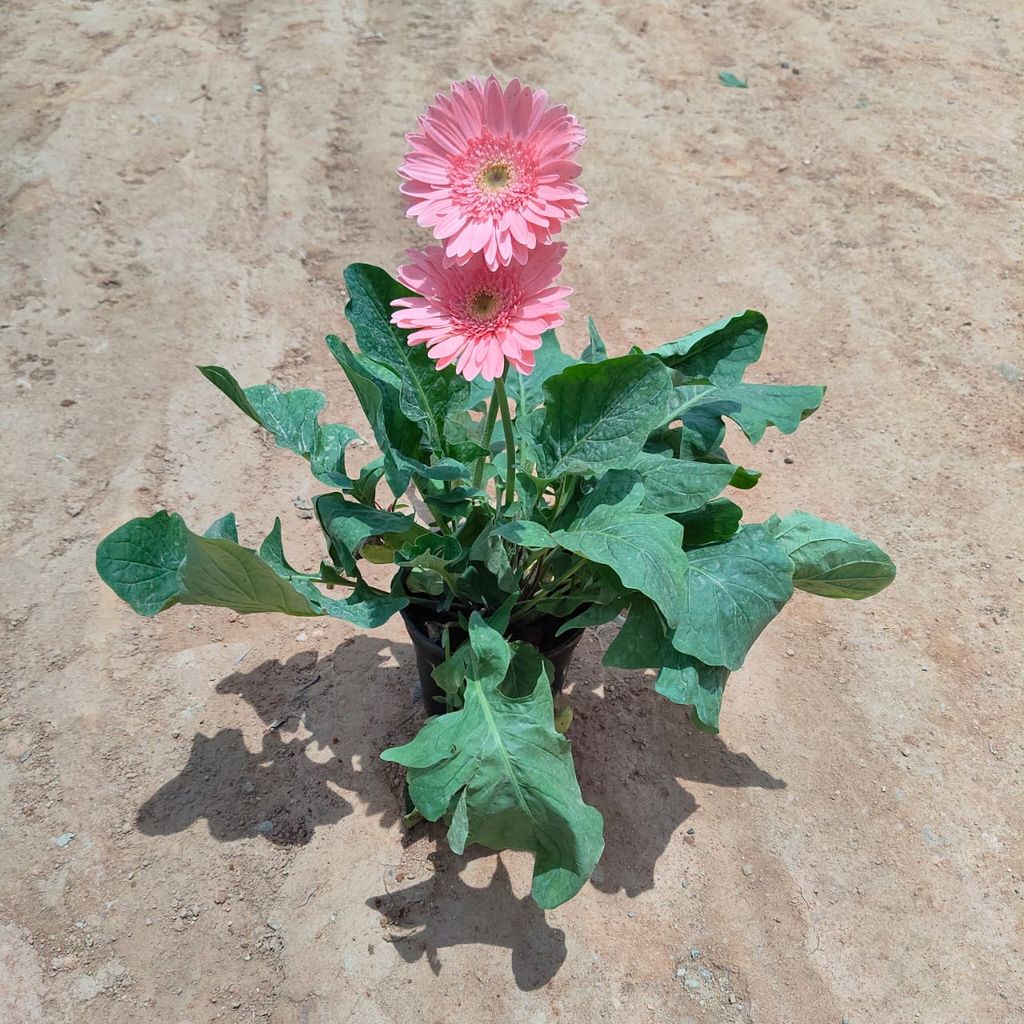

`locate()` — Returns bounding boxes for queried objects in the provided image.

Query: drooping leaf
[530,354,673,479]
[670,523,794,669]
[342,264,469,452]
[326,337,424,496]
[603,595,667,668]
[97,511,319,617]
[655,654,730,733]
[651,311,765,384]
[259,518,408,627]
[381,615,604,908]
[581,317,608,363]
[314,492,413,573]
[631,452,737,514]
[507,329,575,414]
[199,366,359,488]
[675,498,744,548]
[768,510,896,599]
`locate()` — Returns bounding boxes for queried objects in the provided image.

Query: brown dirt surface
[2,2,1022,1022]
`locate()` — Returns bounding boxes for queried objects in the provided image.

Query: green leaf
[443,411,491,463]
[199,366,359,488]
[651,311,765,385]
[631,452,736,514]
[675,498,744,548]
[204,513,239,542]
[581,317,608,363]
[494,520,557,551]
[655,654,730,733]
[326,337,424,496]
[603,595,667,668]
[718,71,748,88]
[729,465,762,489]
[349,457,385,507]
[466,525,518,595]
[257,517,311,578]
[392,453,471,482]
[259,518,407,628]
[767,510,896,599]
[686,383,825,444]
[670,524,794,669]
[531,354,674,479]
[507,329,575,414]
[552,475,690,626]
[97,511,320,618]
[314,493,414,573]
[555,600,625,636]
[381,615,604,908]
[343,264,469,453]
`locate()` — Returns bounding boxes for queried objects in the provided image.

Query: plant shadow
[369,850,567,990]
[136,630,785,987]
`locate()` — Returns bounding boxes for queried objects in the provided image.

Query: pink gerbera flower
[400,76,587,271]
[391,242,571,382]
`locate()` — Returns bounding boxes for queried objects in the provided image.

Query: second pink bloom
[391,242,571,382]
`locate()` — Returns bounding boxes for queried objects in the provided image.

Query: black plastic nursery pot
[399,603,586,715]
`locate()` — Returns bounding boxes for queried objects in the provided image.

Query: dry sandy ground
[2,1,1022,1022]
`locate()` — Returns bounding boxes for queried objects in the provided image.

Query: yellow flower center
[466,289,503,320]
[476,160,514,192]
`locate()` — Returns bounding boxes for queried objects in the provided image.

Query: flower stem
[493,375,516,512]
[471,397,500,489]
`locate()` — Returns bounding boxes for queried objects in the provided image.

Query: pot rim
[398,605,585,660]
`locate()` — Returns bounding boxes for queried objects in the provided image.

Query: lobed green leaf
[381,615,604,908]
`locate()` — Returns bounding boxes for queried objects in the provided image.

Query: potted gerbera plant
[97,77,895,909]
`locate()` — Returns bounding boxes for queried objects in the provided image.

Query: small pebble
[741,863,754,876]
[627,911,636,919]
[684,978,701,990]
[729,993,738,1004]
[54,832,76,848]
[690,947,701,960]
[784,455,795,464]
[901,748,911,757]
[686,827,695,835]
